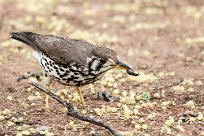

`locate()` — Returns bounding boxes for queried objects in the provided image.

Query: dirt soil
[0,0,204,136]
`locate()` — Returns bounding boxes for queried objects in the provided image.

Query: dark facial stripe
[88,57,97,73]
[88,57,97,67]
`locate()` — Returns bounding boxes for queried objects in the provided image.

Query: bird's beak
[114,61,140,76]
[114,61,132,70]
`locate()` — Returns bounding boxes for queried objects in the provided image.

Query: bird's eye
[100,59,106,63]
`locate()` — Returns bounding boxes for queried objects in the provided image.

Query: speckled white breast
[33,52,109,86]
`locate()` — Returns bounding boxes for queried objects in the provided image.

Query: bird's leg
[45,90,50,112]
[43,71,52,112]
[76,87,86,107]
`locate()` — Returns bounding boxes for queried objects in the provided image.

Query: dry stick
[17,72,43,81]
[29,81,122,136]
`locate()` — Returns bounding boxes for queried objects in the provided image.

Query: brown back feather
[11,32,118,67]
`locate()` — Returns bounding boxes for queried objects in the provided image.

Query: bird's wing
[38,35,96,67]
[11,32,95,67]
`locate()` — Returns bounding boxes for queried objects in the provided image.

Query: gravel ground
[0,0,204,136]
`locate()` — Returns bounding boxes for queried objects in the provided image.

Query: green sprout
[141,91,151,101]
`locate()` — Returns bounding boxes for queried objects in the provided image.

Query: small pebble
[7,96,13,100]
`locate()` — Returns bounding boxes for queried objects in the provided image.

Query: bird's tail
[10,32,39,50]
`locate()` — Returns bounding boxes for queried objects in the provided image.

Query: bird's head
[92,47,139,76]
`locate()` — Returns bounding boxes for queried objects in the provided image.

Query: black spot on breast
[74,72,79,75]
[62,72,69,77]
[84,78,91,81]
[49,61,53,66]
[62,78,67,80]
[60,68,64,72]
[54,66,58,70]
[77,81,82,86]
[73,76,79,79]
[44,58,48,63]
[66,69,70,72]
[73,80,78,83]
[40,62,45,68]
[70,69,76,72]
[59,74,64,78]
[56,70,60,75]
[66,78,71,83]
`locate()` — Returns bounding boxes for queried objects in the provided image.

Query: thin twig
[29,81,122,136]
[17,72,44,81]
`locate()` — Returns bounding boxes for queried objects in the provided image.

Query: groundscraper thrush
[11,32,139,110]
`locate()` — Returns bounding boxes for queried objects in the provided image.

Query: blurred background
[0,0,204,135]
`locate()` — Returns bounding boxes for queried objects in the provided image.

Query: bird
[11,32,139,110]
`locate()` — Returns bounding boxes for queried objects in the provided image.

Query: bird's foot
[45,93,50,112]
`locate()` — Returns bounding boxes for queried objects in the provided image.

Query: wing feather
[11,32,95,67]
